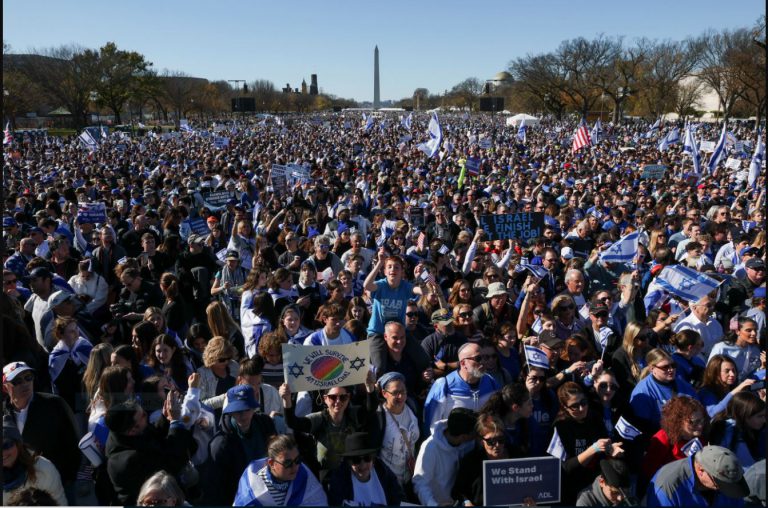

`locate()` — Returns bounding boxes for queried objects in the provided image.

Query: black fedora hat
[341,432,379,457]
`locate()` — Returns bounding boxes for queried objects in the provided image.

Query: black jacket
[105,419,195,505]
[326,458,403,506]
[4,392,80,484]
[202,411,277,505]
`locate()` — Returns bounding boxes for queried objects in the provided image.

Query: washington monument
[373,45,380,109]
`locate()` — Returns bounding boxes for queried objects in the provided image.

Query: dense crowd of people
[2,111,766,506]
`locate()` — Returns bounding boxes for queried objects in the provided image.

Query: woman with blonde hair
[611,322,653,404]
[82,343,114,409]
[647,228,669,260]
[206,300,245,359]
[629,348,697,433]
[196,336,239,414]
[48,315,93,413]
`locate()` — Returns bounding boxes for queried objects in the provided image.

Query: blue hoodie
[423,370,499,435]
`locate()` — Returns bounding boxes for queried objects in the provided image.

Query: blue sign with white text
[483,456,561,506]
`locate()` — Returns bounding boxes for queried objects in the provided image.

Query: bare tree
[161,70,205,126]
[509,53,567,119]
[450,78,483,111]
[729,22,766,126]
[635,38,702,118]
[696,29,747,121]
[556,35,622,117]
[673,79,705,118]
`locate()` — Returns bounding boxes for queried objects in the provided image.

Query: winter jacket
[202,410,277,505]
[645,456,744,507]
[2,455,67,506]
[326,458,403,506]
[105,420,195,505]
[423,370,499,434]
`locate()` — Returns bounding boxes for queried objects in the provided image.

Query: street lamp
[617,87,630,124]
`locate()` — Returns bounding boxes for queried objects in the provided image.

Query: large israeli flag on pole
[417,112,442,158]
[707,122,728,174]
[748,132,763,189]
[524,345,550,370]
[364,115,375,131]
[683,125,702,176]
[658,128,680,151]
[591,118,602,144]
[599,230,639,264]
[401,112,412,130]
[645,117,660,138]
[653,265,722,303]
[517,117,527,143]
[78,130,98,151]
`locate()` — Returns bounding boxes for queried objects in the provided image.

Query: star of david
[287,362,304,378]
[679,278,695,291]
[349,357,366,371]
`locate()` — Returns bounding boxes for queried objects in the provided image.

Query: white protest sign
[725,157,741,170]
[699,140,716,152]
[213,137,230,149]
[282,340,371,392]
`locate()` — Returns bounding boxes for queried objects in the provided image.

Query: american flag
[417,231,426,251]
[571,118,591,153]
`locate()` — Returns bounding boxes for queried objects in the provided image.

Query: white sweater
[412,419,474,506]
[3,455,67,506]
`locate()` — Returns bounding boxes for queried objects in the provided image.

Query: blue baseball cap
[223,385,259,414]
[3,217,17,227]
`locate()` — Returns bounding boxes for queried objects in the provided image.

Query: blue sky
[4,0,763,103]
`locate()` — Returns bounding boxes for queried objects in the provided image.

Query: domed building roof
[493,71,513,83]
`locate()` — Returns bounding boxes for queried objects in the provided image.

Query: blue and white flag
[524,345,550,370]
[681,437,703,457]
[615,416,642,441]
[517,117,527,143]
[599,230,639,264]
[591,118,602,144]
[653,265,722,303]
[547,428,567,462]
[401,113,412,131]
[748,132,764,189]
[515,263,549,280]
[78,130,98,151]
[417,112,442,158]
[364,115,374,132]
[725,130,738,149]
[180,123,195,134]
[379,118,387,132]
[707,123,728,174]
[658,128,680,151]
[683,125,702,176]
[645,118,661,138]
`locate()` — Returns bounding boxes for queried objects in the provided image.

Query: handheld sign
[78,203,107,224]
[410,207,425,229]
[640,164,667,180]
[479,212,544,241]
[282,340,370,392]
[465,156,481,175]
[270,164,289,196]
[213,136,230,149]
[725,157,741,170]
[186,217,209,236]
[202,190,237,208]
[483,456,561,506]
[699,140,715,152]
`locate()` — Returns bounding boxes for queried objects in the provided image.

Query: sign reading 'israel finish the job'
[483,456,561,506]
[479,212,544,241]
[282,340,370,392]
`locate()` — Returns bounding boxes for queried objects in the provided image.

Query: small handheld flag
[524,345,550,370]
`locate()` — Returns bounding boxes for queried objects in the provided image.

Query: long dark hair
[710,391,765,461]
[147,334,188,389]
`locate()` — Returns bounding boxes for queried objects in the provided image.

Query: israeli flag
[380,118,388,132]
[517,117,527,143]
[515,263,549,280]
[658,128,679,151]
[180,123,195,134]
[707,123,728,174]
[78,130,98,151]
[748,132,763,189]
[725,130,738,148]
[364,115,375,131]
[591,118,602,144]
[681,437,703,457]
[615,416,642,441]
[645,118,660,138]
[401,112,413,131]
[654,265,722,303]
[547,428,567,461]
[524,345,550,370]
[417,112,442,158]
[599,230,639,264]
[683,125,702,176]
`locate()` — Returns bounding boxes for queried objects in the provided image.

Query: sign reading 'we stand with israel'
[483,456,561,506]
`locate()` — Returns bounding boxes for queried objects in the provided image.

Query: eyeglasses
[566,399,589,410]
[463,354,495,363]
[216,358,231,364]
[485,273,499,279]
[653,363,676,372]
[10,373,34,386]
[458,311,473,319]
[325,393,350,403]
[597,382,619,391]
[597,296,612,302]
[688,417,706,427]
[349,454,374,465]
[405,312,419,318]
[482,436,506,447]
[385,389,406,397]
[558,304,575,311]
[527,375,546,383]
[2,440,16,451]
[139,497,174,506]
[273,455,302,468]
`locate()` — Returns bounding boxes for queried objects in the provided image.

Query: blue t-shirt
[367,278,414,335]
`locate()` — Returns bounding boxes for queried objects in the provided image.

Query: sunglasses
[349,454,374,465]
[597,382,619,391]
[654,363,676,372]
[405,312,419,318]
[464,354,495,363]
[10,373,34,386]
[216,358,231,364]
[458,311,473,319]
[2,440,16,451]
[566,399,589,410]
[273,455,303,468]
[325,393,350,403]
[482,436,506,447]
[593,312,609,319]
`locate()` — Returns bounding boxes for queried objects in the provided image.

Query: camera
[109,302,131,318]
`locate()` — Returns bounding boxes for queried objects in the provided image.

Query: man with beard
[422,341,499,435]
